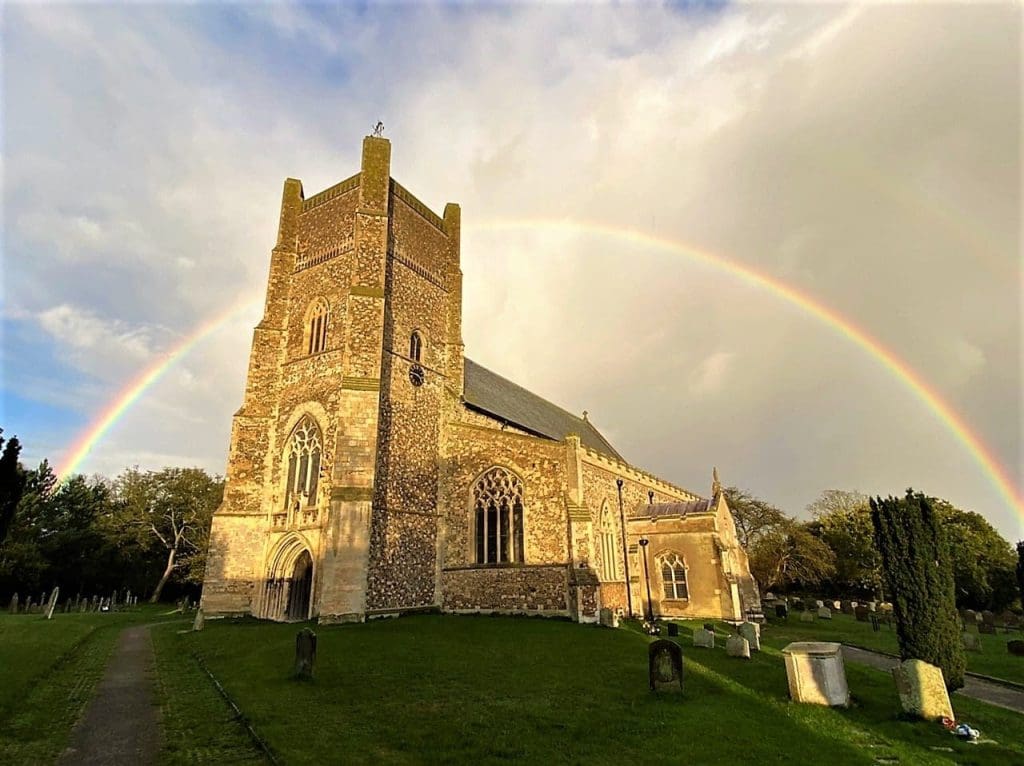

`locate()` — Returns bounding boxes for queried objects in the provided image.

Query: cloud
[3,3,1019,538]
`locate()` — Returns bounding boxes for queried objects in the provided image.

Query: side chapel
[201,136,760,624]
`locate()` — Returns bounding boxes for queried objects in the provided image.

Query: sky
[1,2,1021,539]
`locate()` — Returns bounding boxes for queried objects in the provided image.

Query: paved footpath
[58,625,161,766]
[842,645,1024,714]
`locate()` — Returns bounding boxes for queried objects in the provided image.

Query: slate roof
[630,499,711,519]
[463,358,625,462]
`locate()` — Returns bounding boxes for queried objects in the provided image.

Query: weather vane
[373,121,384,137]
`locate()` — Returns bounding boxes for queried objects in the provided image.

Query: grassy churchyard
[3,610,1024,765]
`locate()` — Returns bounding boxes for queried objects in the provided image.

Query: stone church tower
[202,135,759,624]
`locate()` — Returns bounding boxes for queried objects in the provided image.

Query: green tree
[748,520,836,591]
[725,486,787,548]
[1016,541,1024,610]
[871,490,965,690]
[0,430,27,546]
[808,490,881,597]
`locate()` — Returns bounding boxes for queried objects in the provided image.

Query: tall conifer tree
[0,430,26,546]
[870,489,965,690]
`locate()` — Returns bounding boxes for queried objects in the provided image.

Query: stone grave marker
[28,601,38,613]
[979,622,996,635]
[765,591,775,600]
[1007,640,1024,657]
[817,607,832,620]
[693,627,715,649]
[599,608,614,627]
[46,587,59,619]
[962,632,981,652]
[8,593,17,614]
[841,601,854,615]
[815,600,824,608]
[868,601,877,612]
[854,605,870,623]
[666,622,679,637]
[726,634,751,659]
[649,639,683,692]
[775,603,788,619]
[781,642,849,707]
[832,600,842,611]
[294,628,317,680]
[792,599,804,611]
[739,621,760,652]
[892,659,953,721]
[800,610,815,622]
[193,608,205,632]
[963,609,977,625]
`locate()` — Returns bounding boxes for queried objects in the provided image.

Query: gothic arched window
[409,331,422,362]
[599,502,618,581]
[306,299,329,355]
[285,416,322,509]
[659,552,689,600]
[473,467,525,564]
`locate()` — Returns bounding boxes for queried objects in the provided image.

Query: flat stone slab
[58,626,161,766]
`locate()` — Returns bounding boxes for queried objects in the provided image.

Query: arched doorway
[286,550,313,622]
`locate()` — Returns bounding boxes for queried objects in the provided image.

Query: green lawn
[153,614,1024,766]
[0,607,182,763]
[754,611,1024,685]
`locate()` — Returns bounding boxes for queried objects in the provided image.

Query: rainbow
[55,295,262,481]
[54,218,1022,524]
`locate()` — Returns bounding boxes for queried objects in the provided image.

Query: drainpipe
[616,479,633,618]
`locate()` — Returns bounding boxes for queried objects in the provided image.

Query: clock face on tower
[409,364,425,387]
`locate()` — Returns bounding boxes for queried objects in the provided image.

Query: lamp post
[638,537,653,622]
[616,479,633,618]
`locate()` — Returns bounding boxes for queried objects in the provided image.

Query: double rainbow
[54,218,1022,522]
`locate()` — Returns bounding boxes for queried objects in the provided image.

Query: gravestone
[40,592,48,610]
[800,610,815,622]
[703,623,715,632]
[868,601,877,612]
[792,599,805,611]
[817,607,832,620]
[46,587,60,619]
[1007,640,1024,657]
[854,605,870,623]
[979,622,996,635]
[739,621,761,652]
[981,610,995,627]
[648,639,684,692]
[666,622,679,637]
[693,628,715,649]
[879,602,894,614]
[8,593,17,614]
[294,628,317,680]
[964,609,977,625]
[775,603,788,619]
[782,642,849,706]
[841,601,854,615]
[28,601,38,613]
[765,592,775,600]
[962,632,982,652]
[892,659,953,721]
[726,634,751,659]
[599,608,614,628]
[815,600,824,608]
[193,608,205,632]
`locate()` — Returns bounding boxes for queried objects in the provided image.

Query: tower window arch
[306,299,329,355]
[599,502,619,581]
[658,552,689,600]
[284,416,322,509]
[472,467,525,564]
[410,330,423,362]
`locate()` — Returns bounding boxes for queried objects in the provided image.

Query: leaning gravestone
[817,607,832,620]
[726,634,751,659]
[1007,640,1024,657]
[649,639,684,692]
[666,622,679,637]
[892,659,953,721]
[693,628,715,649]
[781,642,849,707]
[193,608,205,632]
[46,587,60,620]
[775,603,788,619]
[294,628,317,680]
[962,632,982,653]
[8,593,17,614]
[854,605,870,623]
[739,621,760,652]
[800,610,815,623]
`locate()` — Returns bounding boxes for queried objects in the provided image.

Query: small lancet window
[599,502,618,581]
[659,553,689,600]
[307,300,329,355]
[472,467,525,565]
[409,331,422,362]
[284,416,322,509]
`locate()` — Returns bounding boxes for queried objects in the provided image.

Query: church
[201,135,759,624]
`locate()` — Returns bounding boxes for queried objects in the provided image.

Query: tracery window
[409,331,422,362]
[599,502,618,581]
[473,467,525,564]
[659,553,689,600]
[306,299,329,355]
[284,416,322,509]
